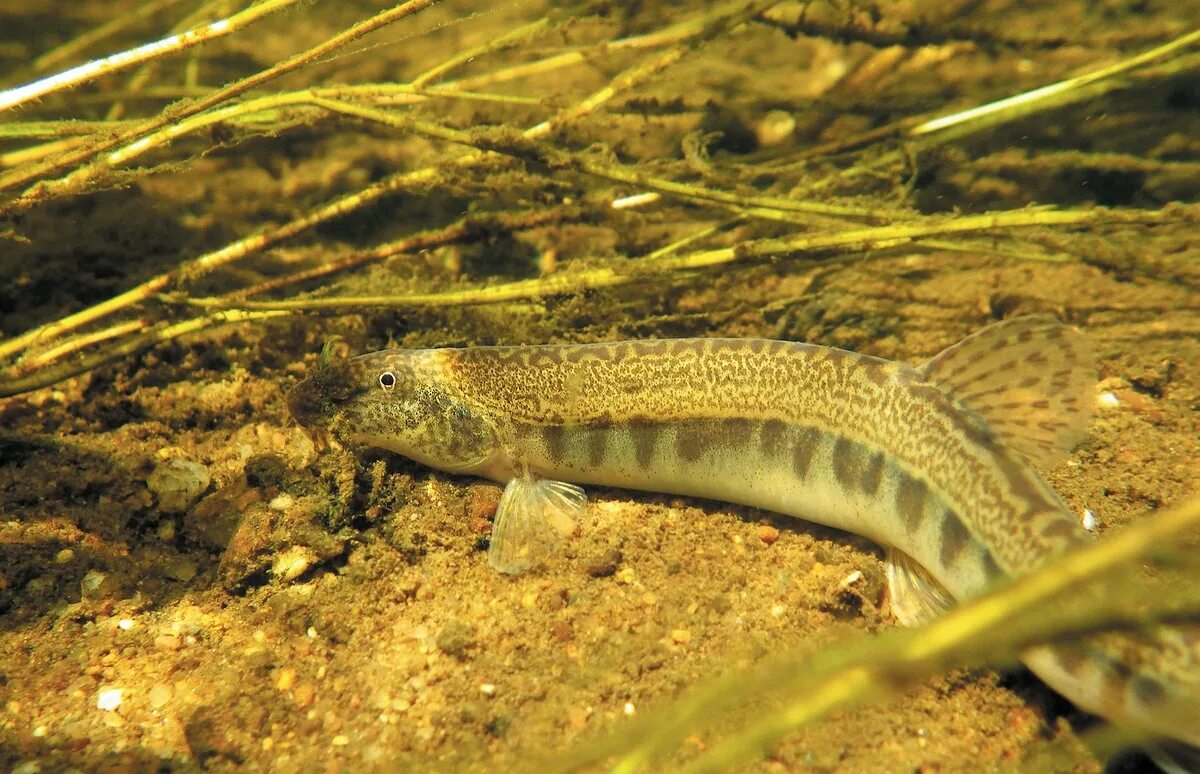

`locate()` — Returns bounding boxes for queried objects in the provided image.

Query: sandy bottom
[0,1,1197,771]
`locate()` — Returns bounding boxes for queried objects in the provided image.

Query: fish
[286,315,1199,766]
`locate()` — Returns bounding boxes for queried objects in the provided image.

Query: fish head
[288,346,499,474]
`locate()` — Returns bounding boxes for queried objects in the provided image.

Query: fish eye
[379,371,397,391]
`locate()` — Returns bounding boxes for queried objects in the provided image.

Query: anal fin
[886,548,955,627]
[488,473,586,575]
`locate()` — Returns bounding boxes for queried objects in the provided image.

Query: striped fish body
[439,337,1081,597]
[287,316,1200,757]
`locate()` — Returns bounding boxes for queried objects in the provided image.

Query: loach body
[287,316,1199,764]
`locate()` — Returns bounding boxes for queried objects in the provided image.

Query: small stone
[479,683,496,697]
[756,524,780,545]
[54,548,75,564]
[186,486,253,549]
[96,687,124,711]
[269,494,295,511]
[275,668,297,691]
[550,621,574,642]
[293,681,316,707]
[436,621,476,657]
[584,549,622,578]
[148,459,211,513]
[566,706,589,731]
[117,618,134,631]
[80,570,122,600]
[164,558,197,582]
[156,520,176,542]
[154,634,181,651]
[272,546,316,582]
[331,735,349,746]
[670,628,692,644]
[756,109,796,147]
[838,570,864,589]
[148,684,172,709]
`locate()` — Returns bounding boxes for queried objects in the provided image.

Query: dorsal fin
[919,315,1096,470]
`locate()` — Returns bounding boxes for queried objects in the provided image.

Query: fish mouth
[286,378,329,432]
[285,356,366,433]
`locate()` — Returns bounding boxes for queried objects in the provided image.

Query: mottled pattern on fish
[287,316,1200,754]
[443,337,1083,580]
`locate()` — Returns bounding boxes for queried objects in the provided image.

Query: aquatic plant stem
[174,205,1193,314]
[0,0,441,200]
[29,0,188,74]
[0,0,306,112]
[685,494,1200,772]
[0,311,287,399]
[911,27,1200,138]
[0,0,771,368]
[582,491,1200,773]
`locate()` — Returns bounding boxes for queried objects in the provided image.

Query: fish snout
[286,378,328,431]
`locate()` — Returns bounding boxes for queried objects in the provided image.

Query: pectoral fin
[886,548,955,626]
[488,473,586,575]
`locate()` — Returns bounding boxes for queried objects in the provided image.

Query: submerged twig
[0,0,305,112]
[0,1,776,373]
[172,205,1195,314]
[911,27,1200,139]
[0,311,287,399]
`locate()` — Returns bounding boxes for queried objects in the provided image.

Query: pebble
[272,546,316,581]
[54,548,75,564]
[269,493,295,511]
[154,634,181,651]
[147,458,211,513]
[96,687,123,711]
[756,524,780,545]
[293,681,316,708]
[331,735,349,746]
[670,628,692,644]
[80,570,122,600]
[276,667,297,691]
[584,549,622,578]
[164,558,197,582]
[148,684,172,709]
[435,621,476,657]
[756,109,796,146]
